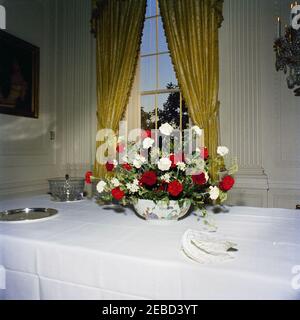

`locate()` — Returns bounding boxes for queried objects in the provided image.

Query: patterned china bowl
[133,199,191,222]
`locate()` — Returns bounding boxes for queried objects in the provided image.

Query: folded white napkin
[181,229,238,264]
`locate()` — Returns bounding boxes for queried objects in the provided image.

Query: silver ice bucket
[48,175,85,202]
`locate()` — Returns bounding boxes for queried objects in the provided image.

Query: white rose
[111,178,120,187]
[158,157,172,171]
[192,126,203,136]
[209,186,220,200]
[177,161,186,171]
[143,137,155,149]
[96,181,107,193]
[217,146,229,157]
[159,123,174,136]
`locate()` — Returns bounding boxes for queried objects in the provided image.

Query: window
[140,0,189,131]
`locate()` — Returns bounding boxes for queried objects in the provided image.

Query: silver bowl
[48,175,85,202]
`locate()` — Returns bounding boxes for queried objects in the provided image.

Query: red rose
[85,171,93,184]
[105,161,115,172]
[192,173,207,185]
[122,163,132,171]
[219,175,235,192]
[116,143,125,153]
[168,180,183,197]
[140,171,157,186]
[111,187,125,201]
[201,147,209,160]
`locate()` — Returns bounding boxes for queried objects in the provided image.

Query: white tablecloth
[0,195,299,300]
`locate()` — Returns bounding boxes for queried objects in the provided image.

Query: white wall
[220,0,300,209]
[0,0,58,197]
[1,0,299,209]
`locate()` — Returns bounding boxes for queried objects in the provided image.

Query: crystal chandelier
[274,3,300,96]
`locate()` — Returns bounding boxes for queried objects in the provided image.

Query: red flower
[105,161,115,172]
[192,173,207,185]
[168,180,183,197]
[111,187,125,201]
[85,171,93,184]
[140,171,157,186]
[141,129,152,139]
[122,163,132,171]
[201,147,209,160]
[170,153,184,168]
[219,176,235,192]
[116,143,125,153]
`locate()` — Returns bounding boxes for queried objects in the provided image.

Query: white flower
[159,123,174,136]
[217,146,229,157]
[177,162,186,171]
[132,179,139,186]
[209,186,220,200]
[192,126,203,136]
[126,181,139,193]
[143,137,155,149]
[204,171,209,182]
[133,159,142,169]
[111,159,118,166]
[96,181,107,193]
[161,173,171,183]
[111,178,120,187]
[157,157,172,171]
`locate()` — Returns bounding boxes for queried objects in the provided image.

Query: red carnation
[111,187,125,201]
[168,180,183,197]
[170,153,184,168]
[140,171,157,186]
[201,147,209,160]
[116,143,125,153]
[105,161,115,172]
[192,173,207,185]
[122,163,132,171]
[141,129,152,139]
[85,171,93,184]
[219,176,235,192]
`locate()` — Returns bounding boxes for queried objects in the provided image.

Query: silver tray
[0,208,58,222]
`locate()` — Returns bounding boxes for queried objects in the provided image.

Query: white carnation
[161,173,171,183]
[157,157,172,171]
[126,182,139,193]
[217,146,229,157]
[192,126,203,136]
[159,123,174,136]
[143,137,155,149]
[209,186,220,200]
[96,181,107,193]
[133,159,142,169]
[111,178,120,187]
[176,161,186,171]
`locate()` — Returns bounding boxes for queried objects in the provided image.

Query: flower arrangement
[94,123,238,217]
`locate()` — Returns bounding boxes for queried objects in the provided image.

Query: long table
[0,195,299,300]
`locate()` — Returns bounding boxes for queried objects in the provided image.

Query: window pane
[141,95,156,130]
[146,0,158,17]
[158,17,168,53]
[157,92,189,130]
[141,56,156,92]
[158,54,177,90]
[141,18,156,55]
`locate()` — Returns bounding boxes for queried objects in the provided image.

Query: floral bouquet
[94,123,238,221]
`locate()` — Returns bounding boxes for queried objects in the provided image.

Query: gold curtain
[91,0,146,178]
[159,0,224,176]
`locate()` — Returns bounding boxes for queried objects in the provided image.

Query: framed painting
[0,30,39,118]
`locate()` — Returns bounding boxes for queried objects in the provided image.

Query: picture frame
[0,30,39,118]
